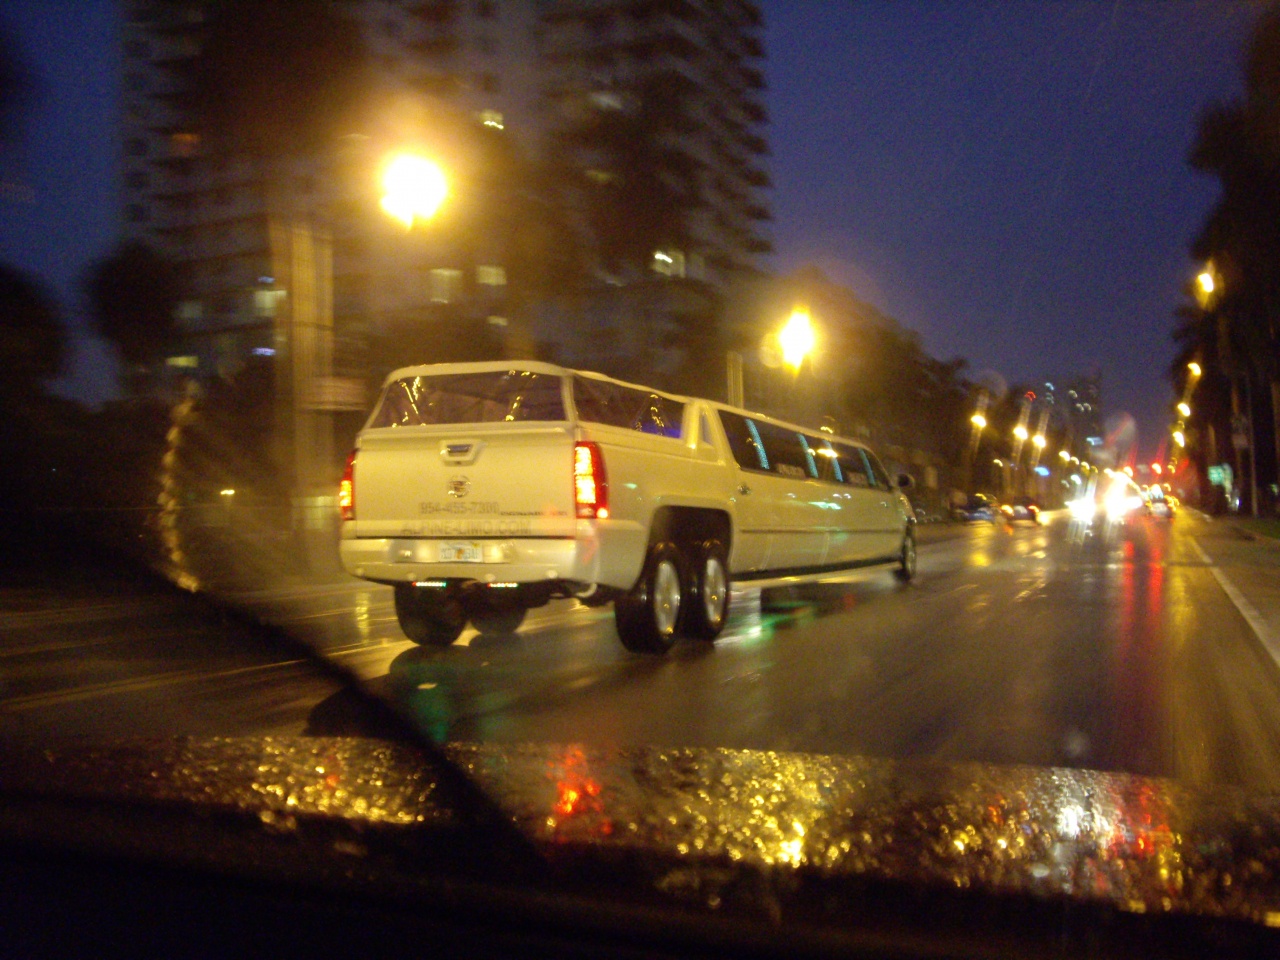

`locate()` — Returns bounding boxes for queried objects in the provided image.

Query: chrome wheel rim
[702,557,727,625]
[653,559,681,636]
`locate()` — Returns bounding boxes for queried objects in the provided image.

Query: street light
[1013,425,1028,441]
[1173,429,1186,447]
[779,308,816,372]
[380,151,448,229]
[1197,270,1215,296]
[970,413,987,430]
[1177,402,1191,418]
[1187,361,1202,378]
[1032,434,1046,449]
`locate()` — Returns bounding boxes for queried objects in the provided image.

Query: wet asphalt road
[5,513,1280,793]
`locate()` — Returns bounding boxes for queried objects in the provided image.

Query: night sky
[0,1,1266,457]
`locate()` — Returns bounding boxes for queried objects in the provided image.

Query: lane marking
[1189,536,1280,668]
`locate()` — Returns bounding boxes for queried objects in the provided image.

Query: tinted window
[832,443,872,487]
[861,450,894,490]
[810,437,843,483]
[369,370,565,427]
[573,377,684,438]
[754,421,817,479]
[717,411,767,469]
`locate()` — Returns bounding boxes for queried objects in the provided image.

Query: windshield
[5,0,1280,946]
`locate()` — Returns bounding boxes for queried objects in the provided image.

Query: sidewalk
[1187,510,1280,671]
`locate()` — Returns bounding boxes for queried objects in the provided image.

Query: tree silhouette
[83,241,179,396]
[1187,5,1280,503]
[0,262,64,401]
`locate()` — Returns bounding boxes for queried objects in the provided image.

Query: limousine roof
[380,360,872,451]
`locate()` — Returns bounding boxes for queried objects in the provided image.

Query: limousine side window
[861,449,894,490]
[573,377,684,438]
[717,411,767,469]
[831,443,873,488]
[753,421,817,479]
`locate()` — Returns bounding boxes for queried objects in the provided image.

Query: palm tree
[1187,5,1280,510]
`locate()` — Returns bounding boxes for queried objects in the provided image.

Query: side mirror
[897,473,913,489]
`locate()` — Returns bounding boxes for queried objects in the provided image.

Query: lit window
[590,91,623,110]
[254,289,286,317]
[477,265,506,286]
[165,355,199,369]
[176,300,203,323]
[651,249,685,278]
[430,268,463,303]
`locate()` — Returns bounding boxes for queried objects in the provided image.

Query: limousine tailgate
[350,423,578,540]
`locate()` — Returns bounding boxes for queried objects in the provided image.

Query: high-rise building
[118,0,771,376]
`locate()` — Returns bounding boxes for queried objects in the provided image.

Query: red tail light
[339,450,356,521]
[574,442,608,519]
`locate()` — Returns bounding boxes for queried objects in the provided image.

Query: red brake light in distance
[339,450,356,521]
[574,442,608,519]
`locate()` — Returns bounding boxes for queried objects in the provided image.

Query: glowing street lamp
[779,308,816,372]
[1013,425,1029,442]
[380,152,448,228]
[1187,361,1202,378]
[1176,402,1191,418]
[1032,434,1046,449]
[1172,429,1186,447]
[1197,270,1215,296]
[970,413,987,430]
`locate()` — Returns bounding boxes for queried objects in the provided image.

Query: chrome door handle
[738,483,751,495]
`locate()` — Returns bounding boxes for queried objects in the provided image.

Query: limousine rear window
[573,376,684,438]
[369,370,566,427]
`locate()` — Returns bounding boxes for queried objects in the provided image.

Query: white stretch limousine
[339,362,916,653]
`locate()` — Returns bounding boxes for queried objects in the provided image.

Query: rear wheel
[684,539,730,641]
[895,530,917,582]
[615,542,683,654]
[394,583,467,646]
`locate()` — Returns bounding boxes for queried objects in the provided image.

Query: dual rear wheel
[615,539,730,654]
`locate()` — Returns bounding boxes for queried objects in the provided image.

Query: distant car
[1001,497,1041,524]
[1146,490,1176,519]
[954,494,998,522]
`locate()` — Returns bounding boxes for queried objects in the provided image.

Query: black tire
[684,539,730,641]
[468,605,526,636]
[894,530,917,582]
[615,542,683,654]
[394,583,466,646]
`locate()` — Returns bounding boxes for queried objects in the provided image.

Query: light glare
[380,153,448,228]
[779,308,815,371]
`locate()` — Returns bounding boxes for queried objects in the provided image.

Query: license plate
[439,541,483,563]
